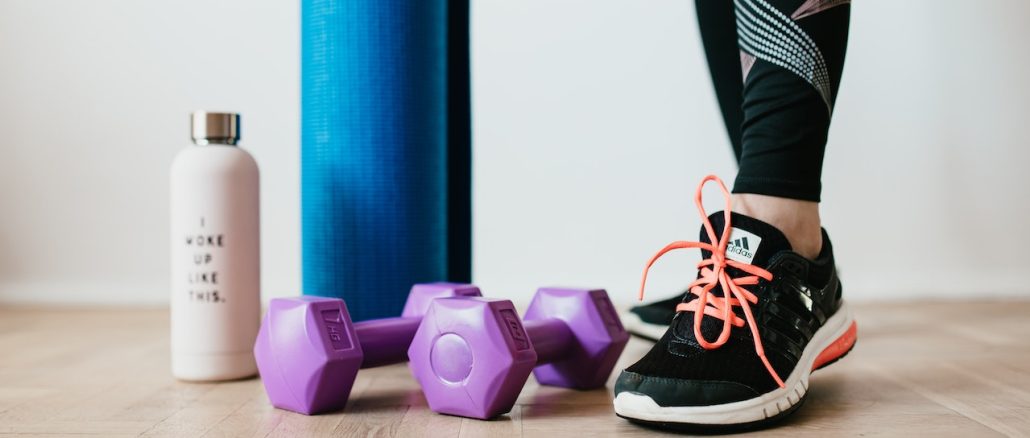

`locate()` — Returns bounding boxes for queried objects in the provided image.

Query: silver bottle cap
[191,111,240,145]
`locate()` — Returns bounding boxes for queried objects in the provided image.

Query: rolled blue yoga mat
[301,0,471,321]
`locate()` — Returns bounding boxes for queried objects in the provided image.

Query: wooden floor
[1,301,1028,437]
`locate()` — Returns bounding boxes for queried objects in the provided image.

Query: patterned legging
[697,0,851,202]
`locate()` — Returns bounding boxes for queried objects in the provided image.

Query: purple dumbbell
[253,282,481,415]
[407,287,629,419]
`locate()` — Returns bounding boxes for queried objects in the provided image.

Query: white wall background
[0,0,1028,306]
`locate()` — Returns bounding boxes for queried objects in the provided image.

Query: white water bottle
[170,111,260,381]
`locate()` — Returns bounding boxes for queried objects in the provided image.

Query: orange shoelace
[638,175,785,388]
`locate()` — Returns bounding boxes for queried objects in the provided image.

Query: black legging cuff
[732,176,821,202]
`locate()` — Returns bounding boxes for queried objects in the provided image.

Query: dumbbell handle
[522,317,574,365]
[354,317,422,368]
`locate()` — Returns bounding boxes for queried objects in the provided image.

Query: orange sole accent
[811,321,857,371]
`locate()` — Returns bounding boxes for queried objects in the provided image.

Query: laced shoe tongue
[699,211,792,269]
[674,211,794,343]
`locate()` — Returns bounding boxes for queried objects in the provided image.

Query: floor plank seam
[943,362,1030,401]
[198,388,256,438]
[865,363,1022,437]
[136,382,220,436]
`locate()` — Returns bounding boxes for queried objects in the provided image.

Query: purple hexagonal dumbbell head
[524,287,629,389]
[407,297,537,419]
[253,296,363,415]
[408,288,629,419]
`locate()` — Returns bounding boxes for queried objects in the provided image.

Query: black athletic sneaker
[613,177,856,432]
[622,293,683,341]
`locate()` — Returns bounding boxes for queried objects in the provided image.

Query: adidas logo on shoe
[724,228,762,264]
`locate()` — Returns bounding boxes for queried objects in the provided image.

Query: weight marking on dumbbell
[500,309,530,350]
[592,294,624,333]
[322,309,342,323]
[320,309,354,351]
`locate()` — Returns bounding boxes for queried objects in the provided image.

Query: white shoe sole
[619,311,669,342]
[614,301,855,427]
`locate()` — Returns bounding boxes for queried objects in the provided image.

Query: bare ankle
[732,194,823,260]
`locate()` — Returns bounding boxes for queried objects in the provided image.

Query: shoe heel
[812,321,857,371]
